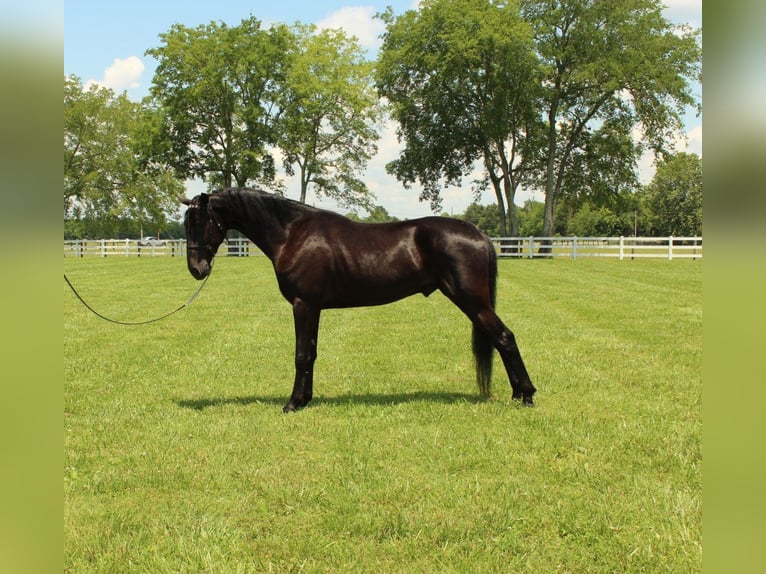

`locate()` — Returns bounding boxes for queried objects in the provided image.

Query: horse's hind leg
[442,280,536,405]
[474,309,536,406]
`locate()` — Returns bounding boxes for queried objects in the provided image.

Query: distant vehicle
[138,237,166,247]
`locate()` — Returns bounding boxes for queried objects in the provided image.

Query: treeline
[64,219,185,241]
[350,151,702,237]
[461,152,702,237]
[67,149,700,240]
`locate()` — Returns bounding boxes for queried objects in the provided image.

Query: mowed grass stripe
[65,257,701,572]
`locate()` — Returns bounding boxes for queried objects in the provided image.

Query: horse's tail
[472,244,497,398]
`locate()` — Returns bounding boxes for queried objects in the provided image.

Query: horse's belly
[323,274,434,308]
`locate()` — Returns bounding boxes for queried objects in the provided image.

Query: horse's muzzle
[189,260,211,280]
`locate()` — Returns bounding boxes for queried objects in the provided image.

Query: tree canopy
[377,0,538,235]
[279,25,382,209]
[64,75,182,238]
[640,152,702,236]
[376,0,701,238]
[146,17,291,189]
[65,3,701,239]
[147,17,381,208]
[523,0,701,238]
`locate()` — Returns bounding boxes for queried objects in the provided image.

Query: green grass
[64,256,701,572]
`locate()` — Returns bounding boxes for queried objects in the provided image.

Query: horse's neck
[222,191,301,260]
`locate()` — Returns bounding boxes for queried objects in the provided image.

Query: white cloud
[684,124,702,156]
[315,6,386,50]
[662,0,702,27]
[84,56,145,94]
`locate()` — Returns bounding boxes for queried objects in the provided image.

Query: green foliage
[377,0,701,237]
[65,257,701,572]
[522,0,702,235]
[147,18,381,208]
[567,203,624,237]
[146,17,291,188]
[346,205,400,223]
[64,76,183,237]
[458,196,642,238]
[376,0,538,235]
[64,218,185,240]
[461,203,502,236]
[640,152,702,236]
[518,199,546,236]
[280,26,382,210]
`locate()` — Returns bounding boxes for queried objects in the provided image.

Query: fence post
[668,236,674,260]
[619,236,624,260]
[528,236,534,259]
[572,236,578,260]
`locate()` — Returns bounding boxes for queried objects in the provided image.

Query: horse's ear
[180,196,192,206]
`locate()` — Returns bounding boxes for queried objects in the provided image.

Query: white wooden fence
[64,239,189,258]
[64,236,702,260]
[63,238,264,258]
[489,236,702,259]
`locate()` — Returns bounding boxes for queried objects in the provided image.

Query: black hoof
[522,395,535,407]
[282,399,311,413]
[512,394,535,407]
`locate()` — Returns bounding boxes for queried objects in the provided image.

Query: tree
[376,0,538,236]
[377,0,701,241]
[518,199,546,236]
[345,205,400,223]
[521,0,702,239]
[279,26,382,209]
[641,152,702,236]
[64,75,182,237]
[147,17,292,188]
[462,203,502,236]
[567,203,623,236]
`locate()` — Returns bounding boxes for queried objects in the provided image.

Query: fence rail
[489,236,702,259]
[64,236,702,260]
[64,239,189,258]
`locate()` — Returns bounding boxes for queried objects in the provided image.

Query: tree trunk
[488,171,508,237]
[299,163,309,204]
[503,175,520,237]
[503,174,523,257]
[540,102,559,256]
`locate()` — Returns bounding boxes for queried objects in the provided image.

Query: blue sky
[64,2,414,96]
[65,1,702,218]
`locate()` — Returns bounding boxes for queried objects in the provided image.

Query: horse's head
[181,193,227,280]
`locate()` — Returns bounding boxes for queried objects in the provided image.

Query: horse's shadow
[176,391,485,411]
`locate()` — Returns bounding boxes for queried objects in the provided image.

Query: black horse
[182,188,535,412]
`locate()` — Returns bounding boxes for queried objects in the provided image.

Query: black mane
[214,187,330,227]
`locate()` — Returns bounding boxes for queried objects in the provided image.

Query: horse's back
[413,217,494,263]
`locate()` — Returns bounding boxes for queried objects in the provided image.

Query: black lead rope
[64,272,210,326]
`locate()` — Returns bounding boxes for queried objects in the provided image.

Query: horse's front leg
[283,298,321,413]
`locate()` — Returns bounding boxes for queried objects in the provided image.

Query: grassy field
[64,256,701,572]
